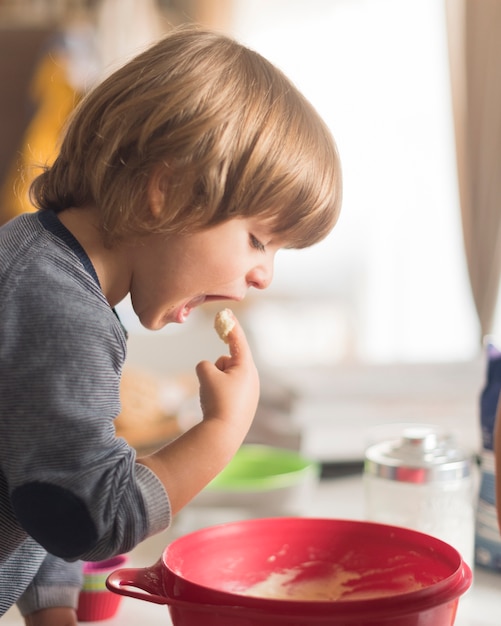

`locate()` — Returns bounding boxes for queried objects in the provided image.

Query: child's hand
[24,607,77,626]
[196,311,260,432]
[137,311,260,515]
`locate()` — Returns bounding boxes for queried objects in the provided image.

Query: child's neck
[57,206,132,307]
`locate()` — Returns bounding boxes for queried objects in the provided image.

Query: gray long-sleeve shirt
[0,211,171,616]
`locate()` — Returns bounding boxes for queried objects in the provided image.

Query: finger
[225,314,251,362]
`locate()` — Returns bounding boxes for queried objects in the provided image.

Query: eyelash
[250,234,266,252]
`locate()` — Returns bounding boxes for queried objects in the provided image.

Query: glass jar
[364,425,474,567]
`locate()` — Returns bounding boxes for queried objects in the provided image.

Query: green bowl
[207,444,319,492]
[185,445,320,518]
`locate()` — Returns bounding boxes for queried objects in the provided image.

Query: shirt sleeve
[16,553,83,617]
[1,266,171,561]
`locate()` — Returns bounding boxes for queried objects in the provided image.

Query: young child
[0,27,342,625]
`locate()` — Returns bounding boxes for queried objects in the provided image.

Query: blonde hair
[31,26,342,248]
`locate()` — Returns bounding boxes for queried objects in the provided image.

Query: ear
[147,164,169,218]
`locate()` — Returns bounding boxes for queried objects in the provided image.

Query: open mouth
[177,295,207,323]
[176,293,241,323]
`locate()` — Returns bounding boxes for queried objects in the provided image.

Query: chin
[135,305,177,330]
[138,315,168,331]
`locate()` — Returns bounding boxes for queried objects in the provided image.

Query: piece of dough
[214,308,235,343]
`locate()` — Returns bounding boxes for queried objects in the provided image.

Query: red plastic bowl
[106,517,472,626]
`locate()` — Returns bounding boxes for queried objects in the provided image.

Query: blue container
[474,341,501,571]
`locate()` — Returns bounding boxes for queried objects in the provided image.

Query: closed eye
[250,234,266,252]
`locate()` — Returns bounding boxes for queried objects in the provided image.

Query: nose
[246,258,274,291]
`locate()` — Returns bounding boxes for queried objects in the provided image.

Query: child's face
[128,217,282,330]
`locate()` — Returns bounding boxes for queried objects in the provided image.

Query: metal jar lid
[364,426,472,484]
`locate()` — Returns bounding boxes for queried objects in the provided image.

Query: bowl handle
[106,560,168,605]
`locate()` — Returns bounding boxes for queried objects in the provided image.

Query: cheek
[194,248,245,283]
[210,260,247,285]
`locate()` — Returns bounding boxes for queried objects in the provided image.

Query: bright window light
[231,0,480,363]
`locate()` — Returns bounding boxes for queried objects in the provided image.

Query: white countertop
[3,471,499,625]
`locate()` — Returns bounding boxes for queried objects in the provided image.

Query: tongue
[178,296,206,323]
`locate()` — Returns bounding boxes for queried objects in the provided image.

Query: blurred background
[1,0,500,461]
